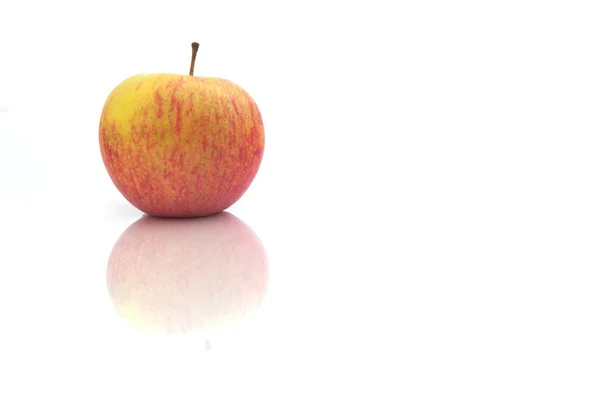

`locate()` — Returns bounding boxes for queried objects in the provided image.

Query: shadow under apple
[106,212,269,337]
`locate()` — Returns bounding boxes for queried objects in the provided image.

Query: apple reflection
[106,212,268,336]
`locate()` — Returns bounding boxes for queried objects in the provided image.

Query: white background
[1,0,600,398]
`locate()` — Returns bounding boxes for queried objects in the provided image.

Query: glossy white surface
[2,1,600,398]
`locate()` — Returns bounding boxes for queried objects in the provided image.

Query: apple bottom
[109,168,257,218]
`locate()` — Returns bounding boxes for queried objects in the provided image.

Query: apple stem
[189,42,200,76]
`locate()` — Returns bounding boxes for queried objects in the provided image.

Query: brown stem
[189,42,200,76]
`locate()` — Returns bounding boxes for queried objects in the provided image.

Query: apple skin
[106,212,269,335]
[99,74,264,217]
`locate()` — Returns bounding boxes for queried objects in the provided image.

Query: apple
[99,43,264,217]
[106,212,269,335]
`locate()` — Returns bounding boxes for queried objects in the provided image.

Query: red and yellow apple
[99,43,264,217]
[106,212,269,335]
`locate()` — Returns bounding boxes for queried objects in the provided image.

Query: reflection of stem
[205,339,212,351]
